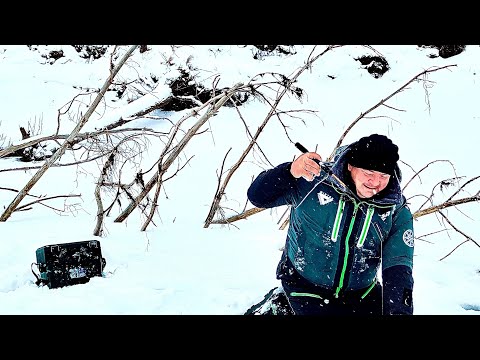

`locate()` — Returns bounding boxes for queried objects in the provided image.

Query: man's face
[347,164,391,199]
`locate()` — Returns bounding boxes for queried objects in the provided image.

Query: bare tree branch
[114,82,244,224]
[140,153,194,232]
[204,45,340,228]
[436,211,480,261]
[215,63,459,227]
[14,194,81,212]
[0,45,139,222]
[209,207,267,225]
[203,148,232,227]
[413,194,480,219]
[326,64,457,161]
[93,151,116,236]
[402,159,456,192]
[0,123,165,160]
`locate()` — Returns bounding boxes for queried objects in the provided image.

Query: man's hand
[290,152,322,181]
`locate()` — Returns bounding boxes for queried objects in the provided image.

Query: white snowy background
[0,45,479,315]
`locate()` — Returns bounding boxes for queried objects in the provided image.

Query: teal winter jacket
[247,145,415,314]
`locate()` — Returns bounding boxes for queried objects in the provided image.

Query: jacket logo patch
[380,211,391,221]
[402,229,414,247]
[317,191,333,205]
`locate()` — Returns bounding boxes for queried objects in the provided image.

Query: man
[247,134,414,315]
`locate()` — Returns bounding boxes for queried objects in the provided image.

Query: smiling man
[247,134,415,315]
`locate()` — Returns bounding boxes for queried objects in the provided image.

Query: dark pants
[282,280,382,315]
[278,255,383,315]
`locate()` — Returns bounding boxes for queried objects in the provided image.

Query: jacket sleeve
[247,162,298,208]
[382,202,415,315]
[383,265,414,315]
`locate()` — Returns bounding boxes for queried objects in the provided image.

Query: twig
[437,211,480,261]
[15,194,81,211]
[402,159,455,192]
[209,207,267,224]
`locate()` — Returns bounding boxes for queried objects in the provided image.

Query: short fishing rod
[294,142,347,189]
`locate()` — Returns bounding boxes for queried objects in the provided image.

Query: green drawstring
[289,280,377,301]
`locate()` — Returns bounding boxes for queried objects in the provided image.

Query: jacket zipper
[331,196,345,242]
[334,201,360,298]
[323,185,397,298]
[357,205,374,248]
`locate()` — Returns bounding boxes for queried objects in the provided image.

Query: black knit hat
[347,134,399,175]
